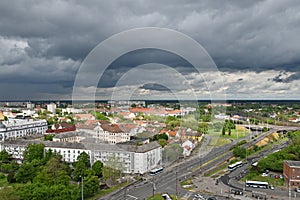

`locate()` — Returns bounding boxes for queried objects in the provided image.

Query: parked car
[279,175,283,179]
[262,173,268,177]
[231,189,243,195]
[207,197,217,200]
[162,193,172,200]
[274,175,279,179]
[269,174,274,178]
[194,194,205,200]
[269,185,275,190]
[295,188,300,193]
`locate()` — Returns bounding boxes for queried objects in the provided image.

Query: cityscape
[1,1,300,200]
[0,100,300,200]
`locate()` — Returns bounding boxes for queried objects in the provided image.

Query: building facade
[0,119,47,141]
[78,121,130,144]
[47,103,57,113]
[0,138,162,174]
[283,160,300,187]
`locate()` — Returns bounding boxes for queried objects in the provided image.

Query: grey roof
[53,131,89,139]
[285,160,300,167]
[2,139,87,150]
[2,139,41,146]
[2,138,161,153]
[85,142,128,152]
[44,141,87,149]
[117,141,161,153]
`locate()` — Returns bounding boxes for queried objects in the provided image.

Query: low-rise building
[0,119,47,141]
[47,103,57,114]
[77,121,130,144]
[283,160,300,187]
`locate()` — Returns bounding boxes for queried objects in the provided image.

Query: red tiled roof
[168,131,177,137]
[101,123,123,133]
[184,145,191,151]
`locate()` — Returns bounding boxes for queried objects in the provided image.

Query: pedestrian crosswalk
[182,191,192,199]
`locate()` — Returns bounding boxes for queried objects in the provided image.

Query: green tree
[158,139,167,148]
[131,103,136,108]
[92,111,109,121]
[23,143,44,163]
[0,161,19,173]
[14,163,36,183]
[73,160,87,181]
[83,175,99,198]
[222,126,226,135]
[77,152,91,168]
[0,186,19,200]
[34,156,70,186]
[92,161,103,177]
[0,150,12,163]
[102,154,123,186]
[198,122,209,134]
[233,146,246,158]
[44,134,54,141]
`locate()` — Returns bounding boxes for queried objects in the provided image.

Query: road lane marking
[127,194,138,200]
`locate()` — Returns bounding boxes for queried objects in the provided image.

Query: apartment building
[0,119,47,141]
[0,138,162,174]
[283,160,300,187]
[77,121,130,144]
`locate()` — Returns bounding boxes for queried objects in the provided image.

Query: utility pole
[176,170,178,200]
[81,176,84,200]
[124,187,126,200]
[152,176,155,198]
[289,180,291,200]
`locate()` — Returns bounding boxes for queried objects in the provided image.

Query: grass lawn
[180,178,195,190]
[207,125,250,147]
[241,174,285,186]
[147,194,164,200]
[0,173,8,187]
[204,163,227,178]
[87,182,129,200]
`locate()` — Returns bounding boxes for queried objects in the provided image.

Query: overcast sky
[0,0,300,101]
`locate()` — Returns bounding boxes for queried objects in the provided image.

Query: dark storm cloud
[0,0,300,99]
[139,83,171,92]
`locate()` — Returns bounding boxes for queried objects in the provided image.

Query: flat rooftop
[285,160,300,167]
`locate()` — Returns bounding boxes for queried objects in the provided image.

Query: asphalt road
[100,127,299,200]
[220,139,296,199]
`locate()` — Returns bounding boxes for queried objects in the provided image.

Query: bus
[245,180,269,189]
[150,167,164,175]
[228,161,243,171]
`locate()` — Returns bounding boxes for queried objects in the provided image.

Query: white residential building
[0,137,162,174]
[214,113,230,120]
[0,140,90,163]
[47,103,57,113]
[0,119,47,141]
[78,121,130,144]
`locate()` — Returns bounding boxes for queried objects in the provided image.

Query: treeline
[256,131,300,172]
[0,144,105,200]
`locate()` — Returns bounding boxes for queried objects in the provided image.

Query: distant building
[214,113,230,120]
[0,119,47,141]
[77,121,130,144]
[46,123,76,134]
[47,103,57,114]
[283,160,300,187]
[26,102,35,110]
